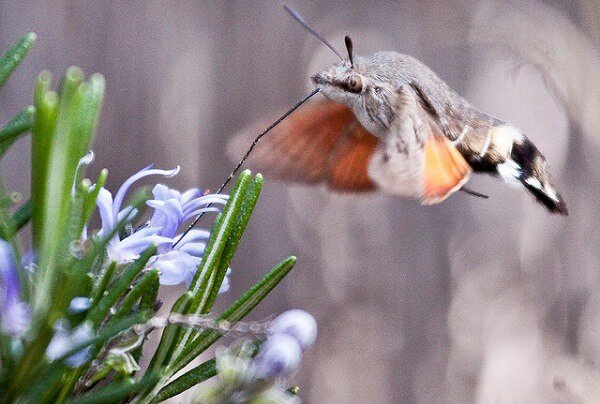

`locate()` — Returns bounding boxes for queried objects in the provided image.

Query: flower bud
[253,334,302,380]
[68,297,92,313]
[268,309,317,351]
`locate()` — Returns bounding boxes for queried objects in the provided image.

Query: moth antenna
[284,5,344,61]
[173,88,321,247]
[345,35,354,67]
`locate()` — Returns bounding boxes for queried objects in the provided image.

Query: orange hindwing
[421,135,471,204]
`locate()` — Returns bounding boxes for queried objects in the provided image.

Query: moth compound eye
[346,75,363,93]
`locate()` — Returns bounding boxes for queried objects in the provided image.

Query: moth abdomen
[467,124,568,215]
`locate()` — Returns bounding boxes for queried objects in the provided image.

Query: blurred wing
[327,121,378,190]
[228,99,379,191]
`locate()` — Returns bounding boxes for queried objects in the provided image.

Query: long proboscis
[173,88,321,247]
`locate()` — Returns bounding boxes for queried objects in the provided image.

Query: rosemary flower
[0,240,30,337]
[45,320,94,368]
[94,165,230,288]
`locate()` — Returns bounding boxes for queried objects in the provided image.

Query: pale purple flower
[253,334,302,380]
[268,310,317,351]
[0,240,30,336]
[94,165,180,263]
[145,183,229,288]
[200,309,317,401]
[146,184,227,242]
[69,297,92,314]
[46,320,94,367]
[94,165,230,290]
[250,310,317,381]
[150,250,199,286]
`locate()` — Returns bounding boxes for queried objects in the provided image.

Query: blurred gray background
[2,0,600,402]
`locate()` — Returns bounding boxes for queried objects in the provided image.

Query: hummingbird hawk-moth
[227,6,568,216]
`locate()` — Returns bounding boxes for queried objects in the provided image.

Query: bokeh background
[2,1,600,402]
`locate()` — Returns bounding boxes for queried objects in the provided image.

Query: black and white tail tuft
[497,136,568,215]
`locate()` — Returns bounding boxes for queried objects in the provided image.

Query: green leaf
[23,364,64,403]
[112,269,159,320]
[0,106,34,158]
[11,199,32,232]
[90,260,116,306]
[31,70,105,316]
[0,32,36,89]
[203,174,263,313]
[31,72,57,247]
[86,245,157,326]
[79,168,107,234]
[131,270,160,362]
[46,263,92,327]
[73,373,161,404]
[138,270,160,313]
[187,170,252,312]
[165,171,251,376]
[71,74,104,158]
[150,358,216,403]
[0,179,16,242]
[147,292,192,373]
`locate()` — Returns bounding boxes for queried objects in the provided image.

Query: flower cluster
[0,162,233,364]
[193,309,317,403]
[0,241,93,367]
[7,162,230,352]
[93,165,229,288]
[254,309,317,380]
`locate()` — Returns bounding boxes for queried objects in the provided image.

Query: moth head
[312,36,365,101]
[312,62,364,98]
[312,43,402,134]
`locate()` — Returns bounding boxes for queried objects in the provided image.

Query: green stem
[146,292,192,373]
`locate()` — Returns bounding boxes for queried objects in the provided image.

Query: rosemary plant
[0,33,315,403]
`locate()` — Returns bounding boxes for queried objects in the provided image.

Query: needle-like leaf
[203,174,263,314]
[0,32,36,89]
[147,292,192,373]
[86,245,157,326]
[175,255,296,371]
[72,372,161,404]
[149,358,216,403]
[10,199,32,232]
[0,106,34,158]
